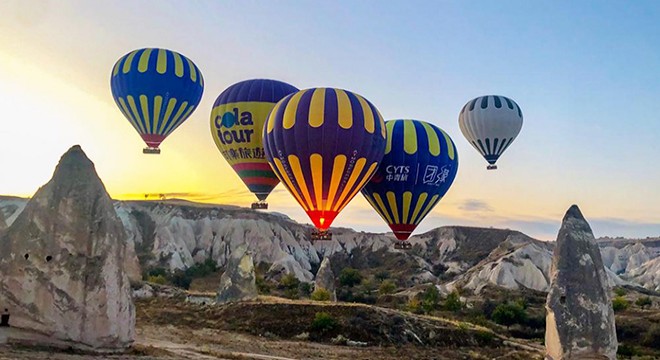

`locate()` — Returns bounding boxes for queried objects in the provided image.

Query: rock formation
[314,257,337,301]
[0,145,135,352]
[545,205,617,360]
[0,209,6,232]
[216,245,258,304]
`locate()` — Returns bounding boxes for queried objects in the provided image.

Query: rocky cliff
[1,196,658,294]
[0,146,135,351]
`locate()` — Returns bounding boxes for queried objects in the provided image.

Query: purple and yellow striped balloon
[263,88,387,231]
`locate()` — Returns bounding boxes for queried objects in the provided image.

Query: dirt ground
[0,297,544,360]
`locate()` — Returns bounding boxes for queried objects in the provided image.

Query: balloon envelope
[210,79,299,201]
[263,87,386,230]
[110,48,204,150]
[458,95,522,167]
[361,119,458,241]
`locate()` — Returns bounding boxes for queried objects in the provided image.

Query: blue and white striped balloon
[458,95,523,170]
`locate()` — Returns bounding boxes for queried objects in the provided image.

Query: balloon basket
[311,230,332,241]
[487,165,497,170]
[394,241,412,250]
[143,147,161,155]
[251,201,268,210]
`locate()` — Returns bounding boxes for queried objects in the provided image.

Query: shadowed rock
[216,245,258,304]
[0,209,6,232]
[314,257,337,301]
[545,205,617,359]
[0,145,135,352]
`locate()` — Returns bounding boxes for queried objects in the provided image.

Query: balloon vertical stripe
[172,52,184,77]
[325,155,346,210]
[337,162,378,213]
[402,191,412,224]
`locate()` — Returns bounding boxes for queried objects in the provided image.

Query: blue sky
[0,1,658,239]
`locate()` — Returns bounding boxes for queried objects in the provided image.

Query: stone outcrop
[216,245,258,304]
[0,145,135,352]
[314,257,337,301]
[0,209,6,232]
[545,205,617,360]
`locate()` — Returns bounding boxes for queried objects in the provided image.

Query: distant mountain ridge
[1,196,659,292]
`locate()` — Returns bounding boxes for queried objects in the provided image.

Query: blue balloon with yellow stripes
[361,119,458,242]
[110,48,204,153]
[263,87,386,232]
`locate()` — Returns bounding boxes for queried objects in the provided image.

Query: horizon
[1,1,659,240]
[1,190,657,242]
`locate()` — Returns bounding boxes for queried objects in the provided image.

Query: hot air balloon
[263,88,386,240]
[210,79,299,210]
[110,48,204,154]
[458,95,522,170]
[361,119,458,249]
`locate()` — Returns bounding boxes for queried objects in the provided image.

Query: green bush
[339,268,362,287]
[170,270,192,289]
[311,312,337,333]
[147,274,167,285]
[311,288,331,301]
[280,273,301,289]
[635,296,652,309]
[255,275,272,294]
[614,287,627,297]
[612,296,629,312]
[617,343,641,357]
[422,285,440,313]
[378,280,396,295]
[491,302,527,329]
[299,282,313,297]
[407,298,423,314]
[375,270,390,282]
[443,291,462,312]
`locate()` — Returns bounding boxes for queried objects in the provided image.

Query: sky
[0,0,659,240]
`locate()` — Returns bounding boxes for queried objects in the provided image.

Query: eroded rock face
[314,257,337,302]
[0,145,135,352]
[545,205,617,360]
[216,245,258,304]
[0,209,6,232]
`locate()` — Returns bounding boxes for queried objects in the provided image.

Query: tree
[375,270,390,282]
[339,268,362,287]
[635,296,652,309]
[491,302,527,329]
[443,291,462,312]
[279,273,301,299]
[378,280,396,295]
[422,285,440,313]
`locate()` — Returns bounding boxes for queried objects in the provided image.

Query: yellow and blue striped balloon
[110,48,204,151]
[361,119,458,242]
[263,87,387,231]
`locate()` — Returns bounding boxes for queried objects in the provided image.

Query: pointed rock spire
[216,245,258,304]
[0,145,135,351]
[314,257,337,302]
[545,205,617,359]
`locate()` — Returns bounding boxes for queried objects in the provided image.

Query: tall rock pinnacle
[0,145,135,351]
[545,205,617,359]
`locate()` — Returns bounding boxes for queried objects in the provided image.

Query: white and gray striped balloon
[458,95,523,170]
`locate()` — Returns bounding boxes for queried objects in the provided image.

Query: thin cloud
[458,199,493,212]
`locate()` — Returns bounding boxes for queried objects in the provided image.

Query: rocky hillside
[1,196,659,293]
